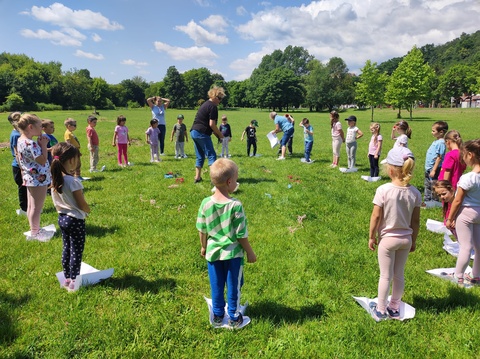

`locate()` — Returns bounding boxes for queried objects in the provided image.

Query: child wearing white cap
[368,146,421,321]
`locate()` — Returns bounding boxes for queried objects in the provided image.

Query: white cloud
[26,3,123,31]
[121,59,148,67]
[74,50,104,60]
[175,20,228,45]
[153,41,218,66]
[200,15,228,32]
[20,28,85,46]
[236,6,247,16]
[92,33,102,42]
[194,0,211,7]
[230,50,269,80]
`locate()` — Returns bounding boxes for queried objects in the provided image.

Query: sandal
[441,272,464,284]
[465,273,480,284]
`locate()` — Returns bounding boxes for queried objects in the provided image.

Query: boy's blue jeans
[208,257,244,321]
[304,140,313,161]
[424,169,440,202]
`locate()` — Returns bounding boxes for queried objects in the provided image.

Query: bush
[35,103,63,111]
[127,100,141,109]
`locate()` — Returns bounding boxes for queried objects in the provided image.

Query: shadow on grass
[85,224,120,237]
[0,291,31,345]
[240,177,277,184]
[105,274,176,294]
[412,286,480,313]
[248,300,326,324]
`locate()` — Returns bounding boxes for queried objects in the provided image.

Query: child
[170,114,188,159]
[423,121,448,207]
[219,115,232,158]
[147,96,170,155]
[17,114,53,241]
[344,115,363,170]
[368,146,421,321]
[146,119,161,162]
[112,115,131,167]
[391,121,412,148]
[9,112,28,215]
[64,118,82,180]
[300,118,314,163]
[196,158,256,328]
[42,119,58,165]
[446,139,480,285]
[368,122,383,178]
[86,115,105,172]
[241,119,258,157]
[433,180,457,238]
[439,130,466,190]
[51,142,90,292]
[330,111,344,168]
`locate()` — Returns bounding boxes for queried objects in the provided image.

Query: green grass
[1,107,480,358]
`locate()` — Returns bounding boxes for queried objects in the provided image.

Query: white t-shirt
[345,126,359,144]
[457,172,480,207]
[373,183,422,238]
[52,175,87,219]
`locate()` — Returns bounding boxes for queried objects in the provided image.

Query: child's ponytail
[400,157,415,186]
[50,142,80,194]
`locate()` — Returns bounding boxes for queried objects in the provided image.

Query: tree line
[1,31,479,120]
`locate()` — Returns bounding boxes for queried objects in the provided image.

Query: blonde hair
[210,158,238,187]
[370,122,381,145]
[8,112,21,130]
[208,86,225,100]
[388,158,415,186]
[17,113,41,132]
[64,118,76,127]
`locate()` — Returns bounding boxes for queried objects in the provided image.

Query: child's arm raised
[238,238,256,263]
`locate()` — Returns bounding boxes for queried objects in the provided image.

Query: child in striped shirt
[196,158,256,328]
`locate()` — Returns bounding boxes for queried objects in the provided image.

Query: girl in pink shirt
[330,111,344,168]
[112,115,131,167]
[438,130,466,189]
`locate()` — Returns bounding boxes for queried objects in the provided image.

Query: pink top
[438,149,466,189]
[368,134,383,156]
[115,125,129,144]
[331,121,342,137]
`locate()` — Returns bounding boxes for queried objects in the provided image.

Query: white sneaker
[306,159,314,164]
[277,156,286,160]
[28,229,54,242]
[100,165,106,171]
[16,209,27,216]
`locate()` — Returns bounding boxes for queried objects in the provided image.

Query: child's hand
[246,251,257,263]
[112,143,116,147]
[37,135,49,147]
[410,242,416,253]
[200,247,206,257]
[368,238,377,251]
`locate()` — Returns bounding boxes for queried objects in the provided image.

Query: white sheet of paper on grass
[426,219,474,259]
[339,167,358,173]
[267,132,279,148]
[353,296,415,321]
[426,266,473,288]
[204,297,251,329]
[56,262,114,291]
[361,175,382,182]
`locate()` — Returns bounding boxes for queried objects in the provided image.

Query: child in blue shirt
[300,118,314,163]
[8,112,27,215]
[423,121,448,207]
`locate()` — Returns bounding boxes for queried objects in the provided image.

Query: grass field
[1,107,480,358]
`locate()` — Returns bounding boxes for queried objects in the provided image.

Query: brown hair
[462,139,480,166]
[433,180,454,218]
[50,142,80,194]
[117,115,127,125]
[330,111,339,129]
[395,121,412,139]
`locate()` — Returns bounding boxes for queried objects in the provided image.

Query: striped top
[196,196,248,262]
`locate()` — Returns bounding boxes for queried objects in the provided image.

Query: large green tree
[163,66,187,108]
[385,46,434,120]
[255,68,304,111]
[182,68,214,108]
[436,64,478,105]
[355,60,388,121]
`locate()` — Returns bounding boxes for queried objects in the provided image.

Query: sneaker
[386,307,401,319]
[127,162,133,166]
[182,155,188,158]
[329,164,337,168]
[194,178,203,184]
[62,279,71,290]
[33,229,54,242]
[213,314,224,328]
[160,153,165,156]
[68,280,77,292]
[89,169,99,173]
[369,302,388,322]
[228,313,243,328]
[306,159,314,164]
[16,209,27,216]
[100,165,106,172]
[277,156,286,161]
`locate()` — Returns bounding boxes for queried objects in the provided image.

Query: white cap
[386,147,415,166]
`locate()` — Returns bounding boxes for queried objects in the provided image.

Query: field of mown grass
[1,107,480,358]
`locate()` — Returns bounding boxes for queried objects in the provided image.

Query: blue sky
[1,0,479,84]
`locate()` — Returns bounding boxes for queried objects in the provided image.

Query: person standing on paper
[64,118,82,180]
[344,115,364,170]
[51,142,91,292]
[170,114,188,159]
[269,112,294,160]
[147,96,170,156]
[368,146,421,321]
[86,115,105,173]
[146,119,161,162]
[197,158,256,328]
[299,118,314,163]
[368,123,383,178]
[330,111,344,168]
[241,120,258,157]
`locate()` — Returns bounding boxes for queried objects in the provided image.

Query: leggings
[332,136,342,157]
[369,154,380,177]
[59,214,86,280]
[13,166,27,211]
[346,141,357,168]
[455,206,480,278]
[27,185,48,234]
[158,124,166,154]
[117,143,128,165]
[376,236,412,313]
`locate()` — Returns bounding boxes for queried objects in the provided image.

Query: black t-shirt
[190,100,218,136]
[245,126,256,138]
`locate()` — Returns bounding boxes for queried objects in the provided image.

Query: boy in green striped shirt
[197,158,256,328]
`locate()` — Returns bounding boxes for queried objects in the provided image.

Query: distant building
[461,94,480,108]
